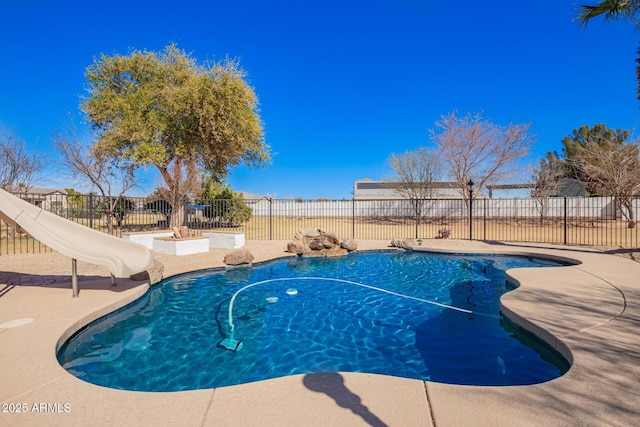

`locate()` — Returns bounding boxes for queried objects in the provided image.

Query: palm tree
[577,0,640,22]
[577,1,640,102]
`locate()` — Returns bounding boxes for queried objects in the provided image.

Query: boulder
[299,227,321,238]
[390,238,417,250]
[224,249,255,266]
[287,228,348,255]
[308,238,326,251]
[129,259,165,285]
[323,232,341,246]
[340,239,358,252]
[287,241,306,255]
[171,226,191,239]
[302,248,348,258]
[308,237,337,251]
[323,238,335,249]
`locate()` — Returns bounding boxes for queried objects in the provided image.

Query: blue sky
[1,0,638,199]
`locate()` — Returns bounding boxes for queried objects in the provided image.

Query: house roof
[237,191,265,200]
[16,187,68,195]
[353,180,471,199]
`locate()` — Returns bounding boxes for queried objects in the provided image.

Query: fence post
[468,197,473,240]
[468,193,474,241]
[269,197,273,240]
[483,198,487,240]
[351,198,355,239]
[414,199,419,239]
[88,192,94,229]
[563,197,567,245]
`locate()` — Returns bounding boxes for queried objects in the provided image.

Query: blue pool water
[57,251,570,391]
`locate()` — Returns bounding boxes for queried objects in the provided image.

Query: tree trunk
[618,197,636,229]
[158,158,190,229]
[169,196,185,228]
[106,215,114,235]
[625,205,635,229]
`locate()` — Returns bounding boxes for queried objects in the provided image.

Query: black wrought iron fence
[1,192,639,255]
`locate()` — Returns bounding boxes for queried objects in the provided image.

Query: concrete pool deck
[0,239,638,426]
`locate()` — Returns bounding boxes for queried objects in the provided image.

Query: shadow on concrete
[303,372,388,427]
[601,247,640,262]
[0,284,16,298]
[483,240,640,263]
[0,272,146,298]
[483,240,595,255]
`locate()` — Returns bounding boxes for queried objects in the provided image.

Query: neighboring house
[237,191,266,202]
[14,188,69,213]
[555,178,586,197]
[353,179,471,200]
[237,191,263,200]
[487,179,586,198]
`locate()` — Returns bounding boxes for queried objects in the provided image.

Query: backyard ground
[1,239,639,426]
[0,240,638,288]
[2,216,640,256]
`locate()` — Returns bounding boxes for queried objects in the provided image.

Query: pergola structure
[485,184,535,198]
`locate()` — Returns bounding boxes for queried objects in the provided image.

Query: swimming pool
[57,251,570,391]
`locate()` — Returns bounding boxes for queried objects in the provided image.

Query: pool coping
[1,239,639,426]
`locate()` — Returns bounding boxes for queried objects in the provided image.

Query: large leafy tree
[542,124,630,194]
[575,137,640,228]
[577,1,640,102]
[197,177,252,227]
[82,44,270,227]
[540,124,640,228]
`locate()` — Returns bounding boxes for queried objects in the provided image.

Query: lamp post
[467,180,474,240]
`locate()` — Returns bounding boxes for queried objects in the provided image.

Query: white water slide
[0,188,154,296]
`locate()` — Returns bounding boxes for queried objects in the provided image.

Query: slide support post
[72,259,79,298]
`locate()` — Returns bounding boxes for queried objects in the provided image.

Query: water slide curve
[0,188,154,277]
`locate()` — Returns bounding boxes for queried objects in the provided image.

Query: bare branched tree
[388,147,442,222]
[575,137,640,228]
[53,123,137,234]
[388,147,443,199]
[431,111,534,204]
[0,129,42,192]
[531,155,565,224]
